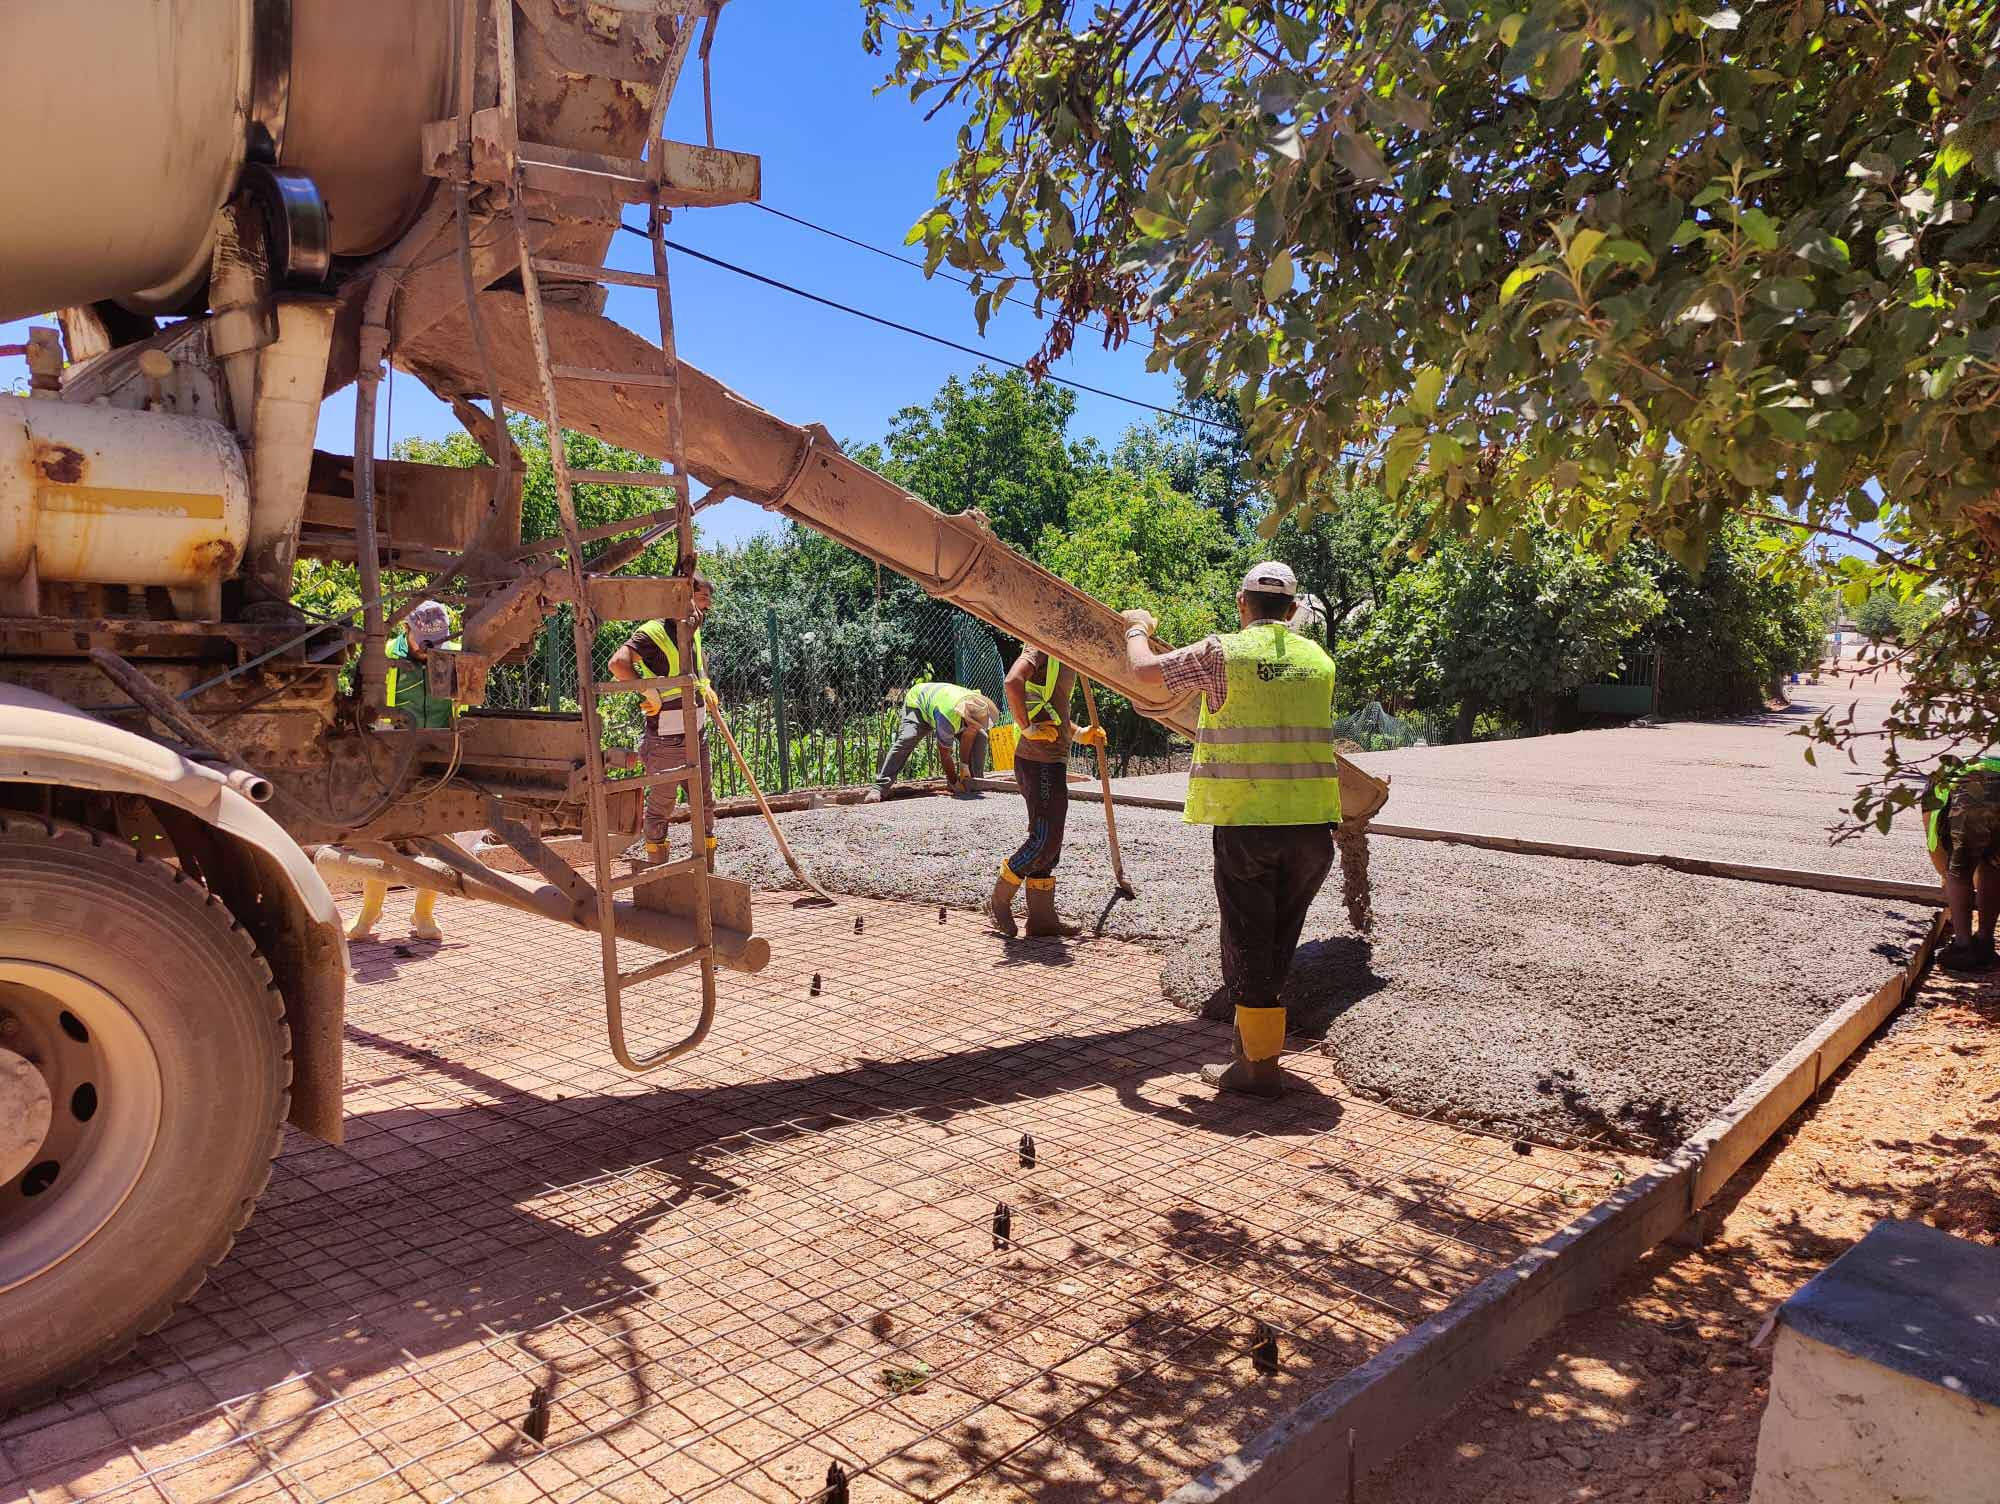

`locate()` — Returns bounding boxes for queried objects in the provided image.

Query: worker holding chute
[607,574,716,867]
[1120,562,1342,1099]
[867,681,996,801]
[988,647,1105,938]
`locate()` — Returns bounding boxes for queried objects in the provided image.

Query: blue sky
[2,7,1177,550]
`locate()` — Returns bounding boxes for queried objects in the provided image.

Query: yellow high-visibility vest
[1024,655,1064,725]
[1183,624,1342,826]
[905,680,975,735]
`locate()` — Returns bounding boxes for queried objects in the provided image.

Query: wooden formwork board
[1163,911,1947,1503]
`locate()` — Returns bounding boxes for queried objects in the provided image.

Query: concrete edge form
[1160,910,1949,1503]
[967,778,1944,908]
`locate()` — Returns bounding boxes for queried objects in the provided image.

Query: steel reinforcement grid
[4,889,1637,1503]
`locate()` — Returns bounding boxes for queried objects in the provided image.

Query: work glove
[1021,721,1061,744]
[641,692,663,718]
[1073,724,1107,749]
[1120,607,1158,636]
[698,680,720,713]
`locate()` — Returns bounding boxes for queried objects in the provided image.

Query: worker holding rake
[1121,562,1342,1099]
[608,574,716,868]
[988,647,1105,938]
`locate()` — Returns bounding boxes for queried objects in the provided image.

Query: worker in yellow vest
[866,681,996,801]
[1121,562,1341,1098]
[607,574,715,866]
[990,647,1105,937]
[348,600,456,942]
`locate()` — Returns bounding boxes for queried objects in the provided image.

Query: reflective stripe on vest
[905,681,974,734]
[636,621,703,702]
[1183,624,1341,827]
[1024,656,1064,724]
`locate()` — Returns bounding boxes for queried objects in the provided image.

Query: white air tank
[0,397,250,589]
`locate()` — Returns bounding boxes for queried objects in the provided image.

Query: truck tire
[0,813,290,1406]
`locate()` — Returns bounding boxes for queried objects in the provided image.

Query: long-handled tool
[1079,679,1137,933]
[702,690,837,906]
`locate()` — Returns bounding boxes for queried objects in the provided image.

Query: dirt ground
[1370,964,2000,1504]
[719,796,1934,1151]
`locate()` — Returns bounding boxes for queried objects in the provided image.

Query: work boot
[988,863,1023,938]
[1938,939,1996,974]
[410,889,442,943]
[1200,1006,1287,1099]
[347,879,386,941]
[1023,877,1081,938]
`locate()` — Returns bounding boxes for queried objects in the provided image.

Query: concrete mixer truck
[0,0,1388,1402]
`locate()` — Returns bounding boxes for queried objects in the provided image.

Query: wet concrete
[718,793,1933,1151]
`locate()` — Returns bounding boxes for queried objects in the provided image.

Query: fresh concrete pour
[717,795,1933,1151]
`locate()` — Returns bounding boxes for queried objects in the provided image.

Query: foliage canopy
[865,0,2000,825]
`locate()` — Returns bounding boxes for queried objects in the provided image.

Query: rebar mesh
[5,890,1637,1504]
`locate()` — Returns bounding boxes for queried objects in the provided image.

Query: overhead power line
[617,221,1229,433]
[749,201,1155,351]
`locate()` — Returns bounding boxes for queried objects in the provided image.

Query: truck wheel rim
[0,962,162,1293]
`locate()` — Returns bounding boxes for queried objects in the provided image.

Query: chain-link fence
[1331,701,1439,752]
[484,596,1011,798]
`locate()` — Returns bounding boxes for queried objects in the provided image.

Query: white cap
[1240,560,1299,598]
[959,693,998,728]
[405,600,452,649]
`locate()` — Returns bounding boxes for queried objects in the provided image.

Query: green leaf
[1757,406,1810,443]
[1262,250,1295,302]
[1131,207,1185,239]
[1565,228,1606,278]
[1756,277,1814,312]
[1332,130,1391,182]
[1411,366,1445,416]
[1497,13,1525,45]
[1600,238,1654,270]
[1737,208,1780,251]
[1384,428,1426,497]
[1500,263,1546,305]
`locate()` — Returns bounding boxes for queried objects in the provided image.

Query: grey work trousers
[640,726,713,847]
[875,706,986,792]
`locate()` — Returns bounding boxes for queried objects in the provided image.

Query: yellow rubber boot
[705,834,717,872]
[1023,876,1081,939]
[1200,1005,1286,1098]
[347,880,386,940]
[410,888,442,942]
[988,863,1023,937]
[642,840,669,865]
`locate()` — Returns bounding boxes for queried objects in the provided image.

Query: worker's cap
[959,693,998,728]
[1240,560,1299,599]
[405,600,452,649]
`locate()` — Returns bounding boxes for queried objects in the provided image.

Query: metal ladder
[485,0,717,1071]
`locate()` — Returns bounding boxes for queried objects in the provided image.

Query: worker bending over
[867,682,996,801]
[1122,562,1342,1098]
[1927,754,2000,973]
[989,649,1105,938]
[349,600,456,942]
[607,574,716,867]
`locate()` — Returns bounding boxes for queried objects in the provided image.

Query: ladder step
[608,853,706,891]
[532,257,670,291]
[617,949,709,989]
[563,468,677,488]
[594,674,700,696]
[550,363,679,390]
[617,768,694,794]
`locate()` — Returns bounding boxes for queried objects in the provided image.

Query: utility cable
[615,221,1232,434]
[749,201,1154,350]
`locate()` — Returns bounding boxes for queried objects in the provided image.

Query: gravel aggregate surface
[718,790,1932,1151]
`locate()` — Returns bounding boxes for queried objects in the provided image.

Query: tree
[1638,523,1824,714]
[866,0,2000,827]
[1855,587,1904,643]
[857,367,1104,551]
[1343,527,1663,739]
